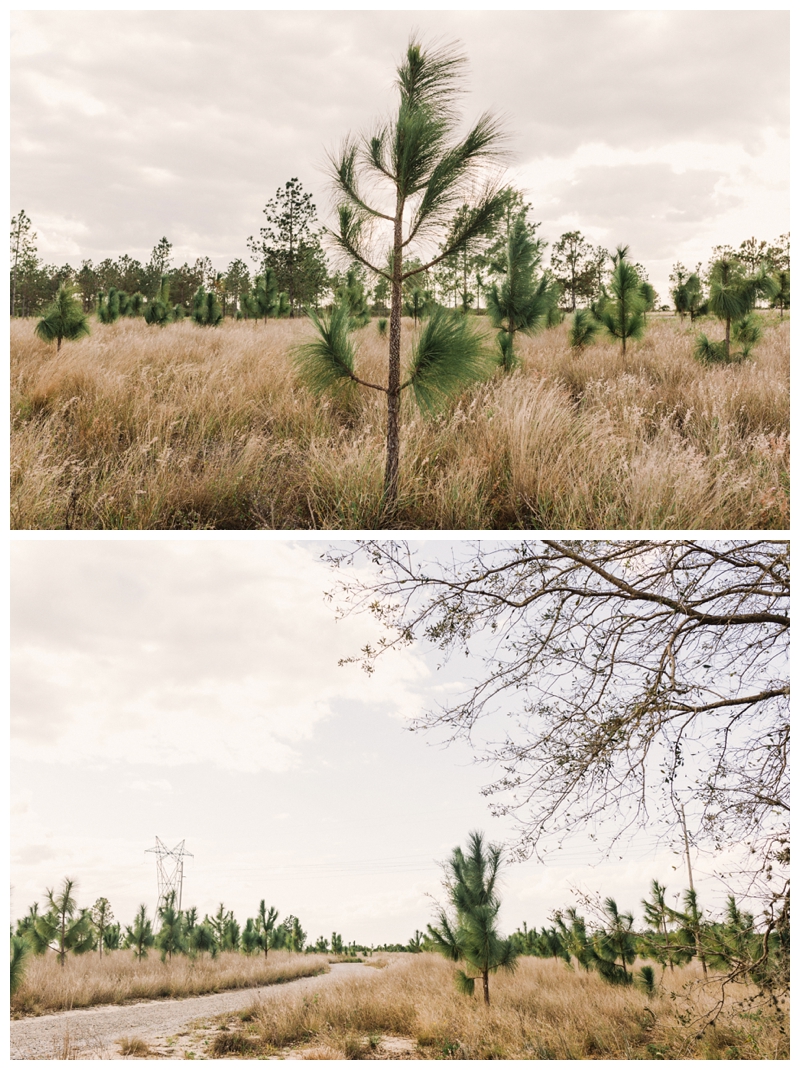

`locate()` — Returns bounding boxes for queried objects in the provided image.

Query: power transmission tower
[146,838,193,921]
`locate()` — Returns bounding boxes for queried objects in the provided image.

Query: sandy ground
[10,962,379,1060]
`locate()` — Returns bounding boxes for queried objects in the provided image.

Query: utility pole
[679,805,707,976]
[680,805,695,893]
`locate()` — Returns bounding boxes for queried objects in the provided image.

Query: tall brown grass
[10,948,327,1018]
[10,314,789,529]
[222,953,789,1060]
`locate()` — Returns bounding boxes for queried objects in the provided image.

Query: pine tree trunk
[384,206,404,517]
[725,315,731,359]
[482,970,490,1005]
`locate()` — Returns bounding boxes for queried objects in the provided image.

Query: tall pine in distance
[248,179,327,317]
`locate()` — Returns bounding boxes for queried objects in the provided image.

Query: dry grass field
[210,953,789,1060]
[10,313,789,530]
[10,948,327,1018]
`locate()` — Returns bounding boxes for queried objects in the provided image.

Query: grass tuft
[118,1036,153,1057]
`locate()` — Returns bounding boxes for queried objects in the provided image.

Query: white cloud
[11,542,430,772]
[26,71,107,116]
[10,9,787,298]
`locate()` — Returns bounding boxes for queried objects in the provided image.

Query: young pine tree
[335,266,371,328]
[192,285,223,326]
[90,897,114,957]
[144,277,173,327]
[34,286,91,353]
[156,891,186,961]
[124,905,154,962]
[696,256,777,361]
[485,210,560,371]
[427,830,518,1006]
[591,898,636,985]
[306,37,509,516]
[97,287,123,324]
[31,878,94,966]
[597,245,646,357]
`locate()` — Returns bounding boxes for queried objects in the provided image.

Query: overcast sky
[11,9,788,306]
[12,539,752,945]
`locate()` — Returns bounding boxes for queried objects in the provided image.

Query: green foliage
[731,313,762,357]
[377,317,387,337]
[485,210,559,371]
[335,266,371,328]
[597,245,646,355]
[553,908,595,972]
[427,830,518,1005]
[34,285,91,352]
[248,178,328,317]
[454,968,475,996]
[694,334,735,364]
[569,308,599,349]
[126,292,145,317]
[636,965,657,996]
[706,257,777,358]
[668,888,707,976]
[103,922,122,951]
[144,277,173,326]
[124,904,154,961]
[190,922,218,958]
[403,281,432,324]
[192,286,223,326]
[255,902,280,958]
[241,918,259,954]
[10,935,30,996]
[770,269,789,317]
[156,891,186,961]
[248,269,279,321]
[550,231,608,311]
[326,35,509,510]
[295,304,360,396]
[144,237,173,299]
[672,269,705,321]
[591,898,636,985]
[97,287,123,324]
[90,897,115,957]
[11,208,38,316]
[289,916,307,952]
[30,877,94,966]
[640,880,692,972]
[639,281,657,315]
[406,307,489,412]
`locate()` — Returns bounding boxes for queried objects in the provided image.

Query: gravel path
[10,962,378,1060]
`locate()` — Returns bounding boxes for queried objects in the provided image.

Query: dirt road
[10,962,377,1060]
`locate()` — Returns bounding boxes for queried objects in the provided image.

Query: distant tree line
[17,202,787,328]
[10,876,422,994]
